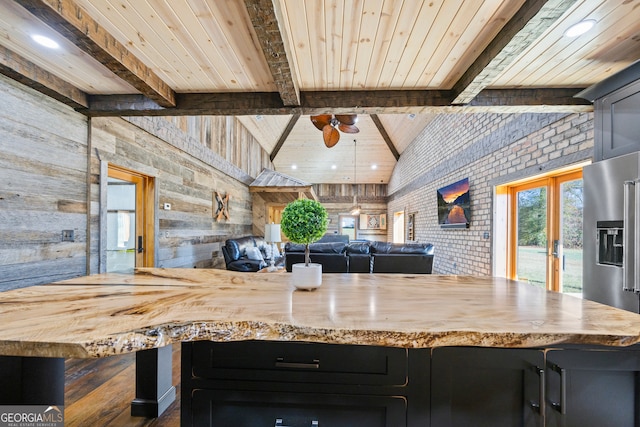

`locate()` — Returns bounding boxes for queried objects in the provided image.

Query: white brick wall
[387,112,594,275]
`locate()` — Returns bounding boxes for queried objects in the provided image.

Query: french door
[508,170,583,293]
[106,166,154,272]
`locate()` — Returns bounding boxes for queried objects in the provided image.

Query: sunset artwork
[437,178,471,227]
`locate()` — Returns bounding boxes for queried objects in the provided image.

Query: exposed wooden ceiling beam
[469,88,587,107]
[452,0,578,105]
[0,45,87,109]
[370,114,400,161]
[270,114,300,162]
[80,88,590,117]
[243,0,300,106]
[15,0,176,108]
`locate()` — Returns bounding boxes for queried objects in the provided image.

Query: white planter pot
[291,263,322,290]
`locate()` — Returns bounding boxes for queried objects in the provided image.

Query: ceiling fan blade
[310,114,332,131]
[335,114,357,125]
[323,124,340,148]
[338,123,359,134]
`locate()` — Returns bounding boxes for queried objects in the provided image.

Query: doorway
[503,168,584,293]
[393,211,405,243]
[340,215,357,241]
[106,166,155,272]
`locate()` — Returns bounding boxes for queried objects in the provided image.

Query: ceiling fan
[310,114,359,148]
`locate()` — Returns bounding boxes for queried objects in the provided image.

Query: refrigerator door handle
[635,179,640,293]
[623,180,635,292]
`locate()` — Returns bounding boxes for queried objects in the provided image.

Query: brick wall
[387,112,594,275]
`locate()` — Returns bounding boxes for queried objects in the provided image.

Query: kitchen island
[0,268,639,426]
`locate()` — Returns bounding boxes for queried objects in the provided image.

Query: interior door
[106,166,154,272]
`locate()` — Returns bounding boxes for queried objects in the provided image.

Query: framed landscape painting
[437,178,471,228]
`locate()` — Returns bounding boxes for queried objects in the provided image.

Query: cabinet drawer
[188,389,407,427]
[189,341,407,385]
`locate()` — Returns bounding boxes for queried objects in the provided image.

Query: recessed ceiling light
[291,164,297,170]
[564,20,595,37]
[331,164,337,169]
[371,164,377,170]
[31,34,59,49]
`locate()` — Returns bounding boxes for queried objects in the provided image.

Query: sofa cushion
[285,242,347,254]
[370,241,433,255]
[345,242,370,254]
[372,254,433,274]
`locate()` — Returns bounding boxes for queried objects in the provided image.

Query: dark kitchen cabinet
[595,79,640,161]
[578,60,640,162]
[545,347,640,427]
[190,389,407,427]
[431,347,545,427]
[181,341,430,427]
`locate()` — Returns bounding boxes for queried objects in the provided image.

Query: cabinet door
[546,348,640,427]
[597,79,640,161]
[189,389,406,427]
[431,347,544,427]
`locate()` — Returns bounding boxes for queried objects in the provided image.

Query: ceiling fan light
[564,20,595,37]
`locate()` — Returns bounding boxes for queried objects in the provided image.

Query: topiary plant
[280,198,328,266]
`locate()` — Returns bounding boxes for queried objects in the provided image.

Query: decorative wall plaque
[214,192,230,221]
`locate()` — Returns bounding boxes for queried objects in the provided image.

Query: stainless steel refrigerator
[583,151,640,313]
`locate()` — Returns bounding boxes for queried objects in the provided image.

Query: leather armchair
[222,236,269,272]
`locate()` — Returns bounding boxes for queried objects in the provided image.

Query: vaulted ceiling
[1,0,639,184]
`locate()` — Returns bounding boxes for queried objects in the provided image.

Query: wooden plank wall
[0,74,275,288]
[0,75,89,290]
[91,116,258,270]
[314,184,388,241]
[163,116,271,178]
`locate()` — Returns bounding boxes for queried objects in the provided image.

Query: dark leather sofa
[284,240,434,274]
[369,241,434,274]
[284,242,349,273]
[222,236,283,272]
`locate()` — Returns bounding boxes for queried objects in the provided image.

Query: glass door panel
[558,177,583,295]
[515,186,548,288]
[106,177,136,273]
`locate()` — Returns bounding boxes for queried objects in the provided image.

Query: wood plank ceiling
[1,0,639,184]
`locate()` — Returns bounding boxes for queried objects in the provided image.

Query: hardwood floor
[64,344,181,426]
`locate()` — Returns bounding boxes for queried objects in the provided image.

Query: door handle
[529,365,545,419]
[549,363,567,415]
[623,181,635,291]
[137,236,144,253]
[635,179,640,293]
[275,357,320,369]
[274,419,318,427]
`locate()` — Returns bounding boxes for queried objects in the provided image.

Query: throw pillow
[244,246,264,262]
[263,244,273,260]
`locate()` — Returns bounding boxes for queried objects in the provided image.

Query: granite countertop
[0,268,638,358]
